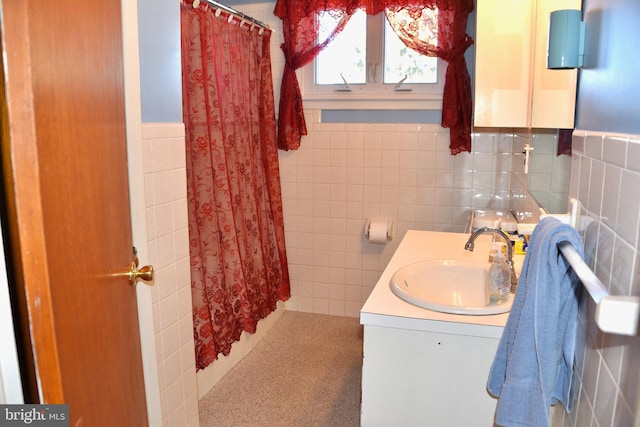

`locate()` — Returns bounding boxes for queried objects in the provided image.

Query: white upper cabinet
[474,0,580,128]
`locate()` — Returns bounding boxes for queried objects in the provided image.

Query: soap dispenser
[487,252,511,303]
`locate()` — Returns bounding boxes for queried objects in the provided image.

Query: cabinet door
[530,0,580,128]
[361,326,500,426]
[474,0,534,128]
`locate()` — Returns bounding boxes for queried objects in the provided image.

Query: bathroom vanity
[360,230,520,426]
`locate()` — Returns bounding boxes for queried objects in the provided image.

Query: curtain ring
[228,14,234,23]
[214,8,221,17]
[192,0,200,8]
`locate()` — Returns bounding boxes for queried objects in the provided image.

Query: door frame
[0,227,23,404]
[121,0,163,425]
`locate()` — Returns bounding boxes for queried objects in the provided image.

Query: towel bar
[558,242,640,336]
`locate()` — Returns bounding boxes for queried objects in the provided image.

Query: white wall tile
[156,265,177,301]
[585,133,604,160]
[627,138,640,173]
[568,129,640,427]
[163,340,183,384]
[616,170,640,246]
[158,294,179,330]
[602,164,622,229]
[154,203,175,237]
[603,135,628,168]
[152,138,174,172]
[165,376,185,414]
[152,171,174,205]
[142,122,198,426]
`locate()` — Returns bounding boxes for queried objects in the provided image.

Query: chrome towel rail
[558,241,639,336]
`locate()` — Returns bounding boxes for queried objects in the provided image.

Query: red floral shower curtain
[181,2,290,370]
[274,0,474,154]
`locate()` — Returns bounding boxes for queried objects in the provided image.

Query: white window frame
[299,12,446,110]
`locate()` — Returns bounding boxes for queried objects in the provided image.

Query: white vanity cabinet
[360,231,513,426]
[361,325,500,426]
[473,0,581,128]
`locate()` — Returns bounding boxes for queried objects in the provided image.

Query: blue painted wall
[575,0,640,134]
[137,0,183,122]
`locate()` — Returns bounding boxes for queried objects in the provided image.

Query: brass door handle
[128,262,154,286]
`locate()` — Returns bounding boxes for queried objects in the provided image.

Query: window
[301,10,446,110]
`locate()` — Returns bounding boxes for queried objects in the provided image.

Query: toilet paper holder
[364,218,393,242]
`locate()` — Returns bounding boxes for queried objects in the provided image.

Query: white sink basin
[389,259,513,315]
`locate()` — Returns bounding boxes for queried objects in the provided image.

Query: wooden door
[0,1,148,425]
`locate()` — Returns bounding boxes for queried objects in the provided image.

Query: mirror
[524,129,571,214]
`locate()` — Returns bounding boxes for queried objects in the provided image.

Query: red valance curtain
[274,0,474,155]
[181,3,290,370]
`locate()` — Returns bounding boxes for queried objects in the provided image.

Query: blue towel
[487,217,584,427]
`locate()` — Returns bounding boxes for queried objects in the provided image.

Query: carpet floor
[198,312,364,427]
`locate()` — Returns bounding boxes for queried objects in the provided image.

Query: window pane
[383,18,437,84]
[316,10,366,85]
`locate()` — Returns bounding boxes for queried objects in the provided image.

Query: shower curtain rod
[192,0,270,30]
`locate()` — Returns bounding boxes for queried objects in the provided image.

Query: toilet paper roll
[367,220,390,244]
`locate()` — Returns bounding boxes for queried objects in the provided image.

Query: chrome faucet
[464,227,519,293]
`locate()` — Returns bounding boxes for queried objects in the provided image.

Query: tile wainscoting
[278,115,517,317]
[551,129,640,427]
[142,122,199,427]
